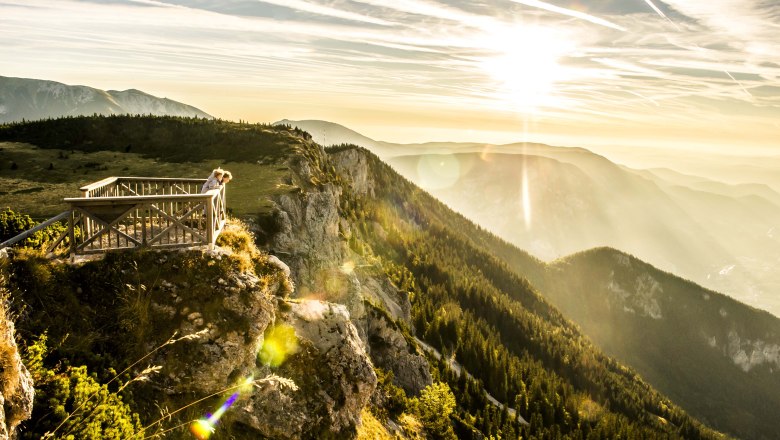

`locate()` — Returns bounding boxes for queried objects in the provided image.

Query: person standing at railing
[221,171,232,185]
[201,168,224,193]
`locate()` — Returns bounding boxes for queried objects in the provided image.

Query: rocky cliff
[3,223,377,439]
[0,280,33,440]
[236,301,376,439]
[267,146,432,398]
[129,242,379,439]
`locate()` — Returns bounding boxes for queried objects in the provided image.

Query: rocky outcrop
[269,146,433,400]
[134,247,376,439]
[365,306,432,396]
[329,148,376,198]
[0,311,34,440]
[151,265,277,395]
[236,301,376,439]
[271,154,345,296]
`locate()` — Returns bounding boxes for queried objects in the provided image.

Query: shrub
[0,208,69,251]
[216,219,257,256]
[408,382,457,440]
[22,334,142,439]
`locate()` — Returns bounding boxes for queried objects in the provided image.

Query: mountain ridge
[0,75,212,123]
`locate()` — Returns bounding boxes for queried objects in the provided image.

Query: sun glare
[478,25,573,112]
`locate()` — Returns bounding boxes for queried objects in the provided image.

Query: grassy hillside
[0,115,318,218]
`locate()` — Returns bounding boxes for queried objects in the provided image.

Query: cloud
[0,0,777,150]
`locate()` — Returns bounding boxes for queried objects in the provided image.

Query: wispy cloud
[0,0,778,150]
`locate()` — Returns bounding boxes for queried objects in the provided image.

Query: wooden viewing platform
[1,177,228,255]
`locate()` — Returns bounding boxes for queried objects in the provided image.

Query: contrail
[626,90,660,107]
[641,0,753,99]
[724,70,753,99]
[642,0,680,30]
[507,0,627,32]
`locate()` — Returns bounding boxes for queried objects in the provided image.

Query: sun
[477,25,573,112]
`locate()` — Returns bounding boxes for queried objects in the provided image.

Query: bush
[409,382,457,440]
[0,208,69,251]
[21,334,142,439]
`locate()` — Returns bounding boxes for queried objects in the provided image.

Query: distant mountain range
[0,76,211,123]
[275,119,780,318]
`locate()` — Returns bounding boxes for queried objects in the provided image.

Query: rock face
[0,312,34,440]
[136,248,376,439]
[271,154,345,295]
[329,148,376,198]
[235,301,376,439]
[364,306,432,395]
[268,146,433,399]
[154,269,277,395]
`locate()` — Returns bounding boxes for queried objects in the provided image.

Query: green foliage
[0,207,68,250]
[372,368,409,421]
[331,147,728,440]
[216,220,256,256]
[0,115,309,163]
[356,408,394,440]
[408,382,457,439]
[21,334,142,439]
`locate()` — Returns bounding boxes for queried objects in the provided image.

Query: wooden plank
[73,206,141,251]
[146,202,206,245]
[119,182,141,196]
[65,193,214,203]
[79,176,118,193]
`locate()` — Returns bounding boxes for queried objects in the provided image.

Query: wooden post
[69,209,75,259]
[206,194,214,249]
[141,204,147,245]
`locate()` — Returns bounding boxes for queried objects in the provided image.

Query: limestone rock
[0,313,34,440]
[365,306,432,396]
[236,300,377,439]
[149,267,276,395]
[329,148,375,197]
[357,271,411,324]
[271,184,344,293]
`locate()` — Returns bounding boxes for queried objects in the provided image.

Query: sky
[1,0,779,154]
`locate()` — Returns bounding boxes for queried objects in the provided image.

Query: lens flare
[340,260,355,274]
[521,168,532,230]
[190,376,255,439]
[416,154,461,190]
[258,324,299,367]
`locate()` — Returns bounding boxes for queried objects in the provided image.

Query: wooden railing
[0,177,227,256]
[63,177,227,254]
[80,177,206,198]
